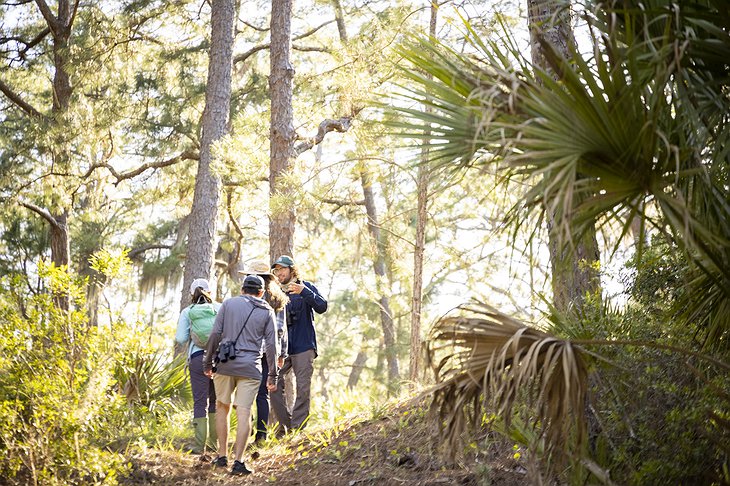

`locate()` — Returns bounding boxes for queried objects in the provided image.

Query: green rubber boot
[206,412,217,451]
[192,418,207,454]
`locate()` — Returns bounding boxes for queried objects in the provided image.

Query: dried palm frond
[426,302,588,468]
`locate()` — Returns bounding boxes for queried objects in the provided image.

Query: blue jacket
[286,280,327,356]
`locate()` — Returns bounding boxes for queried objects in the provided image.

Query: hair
[191,287,212,305]
[242,285,262,296]
[262,274,289,313]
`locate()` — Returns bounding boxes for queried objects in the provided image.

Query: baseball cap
[242,274,265,291]
[189,278,211,295]
[272,255,295,268]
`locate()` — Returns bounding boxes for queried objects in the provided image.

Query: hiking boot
[212,456,228,468]
[230,460,253,475]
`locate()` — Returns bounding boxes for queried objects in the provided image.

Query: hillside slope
[121,402,526,485]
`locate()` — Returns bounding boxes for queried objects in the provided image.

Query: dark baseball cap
[272,255,295,268]
[242,274,265,291]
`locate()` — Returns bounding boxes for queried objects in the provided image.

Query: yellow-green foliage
[0,268,128,485]
[0,261,192,485]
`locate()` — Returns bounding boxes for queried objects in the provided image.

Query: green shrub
[0,265,128,485]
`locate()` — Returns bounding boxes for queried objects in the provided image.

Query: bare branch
[234,42,270,65]
[33,0,61,35]
[68,0,81,30]
[21,27,51,56]
[0,78,45,119]
[128,244,173,260]
[320,197,365,206]
[222,177,268,187]
[240,19,269,32]
[226,191,245,242]
[82,149,199,184]
[19,200,61,230]
[294,115,358,156]
[293,20,335,41]
[293,44,330,53]
[234,20,335,65]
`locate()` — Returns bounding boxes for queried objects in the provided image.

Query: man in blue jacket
[269,255,328,432]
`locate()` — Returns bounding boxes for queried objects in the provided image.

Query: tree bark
[331,0,348,42]
[347,348,368,389]
[269,0,296,261]
[360,168,399,393]
[410,0,438,384]
[44,0,74,309]
[526,0,601,315]
[179,0,235,310]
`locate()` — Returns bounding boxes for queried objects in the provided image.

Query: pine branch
[82,150,199,184]
[293,44,330,53]
[293,114,358,156]
[320,197,365,207]
[33,0,62,35]
[293,20,335,41]
[19,200,61,230]
[234,20,335,65]
[0,78,45,119]
[127,244,173,260]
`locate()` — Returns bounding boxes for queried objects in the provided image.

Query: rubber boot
[191,418,207,454]
[206,412,217,452]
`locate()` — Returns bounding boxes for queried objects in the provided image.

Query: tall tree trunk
[44,0,74,309]
[360,168,399,393]
[527,0,601,315]
[331,0,348,42]
[410,0,438,384]
[179,0,234,310]
[269,0,296,261]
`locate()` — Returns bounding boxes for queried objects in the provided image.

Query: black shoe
[230,460,253,475]
[213,456,228,468]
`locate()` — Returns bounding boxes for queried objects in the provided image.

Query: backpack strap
[231,306,256,349]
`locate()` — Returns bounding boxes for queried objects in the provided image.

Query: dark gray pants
[270,349,315,430]
[189,350,216,418]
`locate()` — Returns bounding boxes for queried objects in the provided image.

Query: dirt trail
[122,404,526,485]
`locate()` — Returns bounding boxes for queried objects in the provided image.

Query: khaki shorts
[213,374,259,410]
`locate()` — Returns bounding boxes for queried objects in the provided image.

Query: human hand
[266,375,277,392]
[277,356,284,368]
[287,281,303,294]
[204,369,213,378]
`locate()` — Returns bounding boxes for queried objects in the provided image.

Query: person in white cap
[175,278,221,459]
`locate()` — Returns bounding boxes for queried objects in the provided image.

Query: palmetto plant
[427,303,589,463]
[392,0,729,347]
[390,0,730,479]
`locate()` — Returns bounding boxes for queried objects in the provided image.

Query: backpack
[188,303,217,348]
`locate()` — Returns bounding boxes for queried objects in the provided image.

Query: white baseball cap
[189,278,211,295]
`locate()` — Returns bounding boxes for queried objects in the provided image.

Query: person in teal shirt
[175,278,220,458]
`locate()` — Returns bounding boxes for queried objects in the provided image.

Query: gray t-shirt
[203,294,278,381]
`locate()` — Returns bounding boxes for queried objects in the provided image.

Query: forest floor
[120,400,528,485]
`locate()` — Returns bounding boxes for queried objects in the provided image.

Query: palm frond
[426,302,588,469]
[388,0,730,347]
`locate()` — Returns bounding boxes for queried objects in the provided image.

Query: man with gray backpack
[175,278,220,459]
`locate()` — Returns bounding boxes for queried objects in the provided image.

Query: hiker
[203,274,279,476]
[269,255,328,433]
[175,278,220,458]
[239,260,289,443]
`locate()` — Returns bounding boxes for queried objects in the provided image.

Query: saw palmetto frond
[427,303,588,466]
